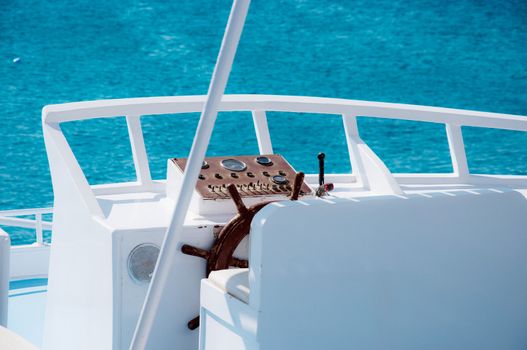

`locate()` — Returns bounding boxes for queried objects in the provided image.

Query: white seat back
[249,190,527,350]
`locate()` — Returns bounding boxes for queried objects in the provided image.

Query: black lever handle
[318,152,325,186]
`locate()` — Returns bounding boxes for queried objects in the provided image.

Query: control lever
[318,153,325,187]
[316,152,334,197]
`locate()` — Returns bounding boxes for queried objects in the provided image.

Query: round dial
[256,156,273,166]
[220,158,247,172]
[271,174,289,185]
[201,161,209,169]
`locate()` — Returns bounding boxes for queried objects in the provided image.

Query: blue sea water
[1,0,527,244]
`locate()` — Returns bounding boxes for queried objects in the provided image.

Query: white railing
[42,94,527,216]
[0,208,53,280]
[0,208,53,247]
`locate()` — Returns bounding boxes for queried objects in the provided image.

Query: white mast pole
[130,0,251,348]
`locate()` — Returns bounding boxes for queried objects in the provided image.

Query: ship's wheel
[181,172,306,330]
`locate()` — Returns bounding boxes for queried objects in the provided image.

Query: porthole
[127,243,160,284]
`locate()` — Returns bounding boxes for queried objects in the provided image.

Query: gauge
[220,158,247,172]
[271,174,289,185]
[201,161,209,169]
[256,156,273,166]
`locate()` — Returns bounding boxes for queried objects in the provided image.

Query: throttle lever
[318,152,325,186]
[316,152,333,197]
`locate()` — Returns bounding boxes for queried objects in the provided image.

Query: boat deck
[8,279,47,348]
[1,93,525,349]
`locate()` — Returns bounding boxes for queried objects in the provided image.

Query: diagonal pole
[130,1,251,348]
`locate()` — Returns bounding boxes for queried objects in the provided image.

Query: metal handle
[318,152,325,186]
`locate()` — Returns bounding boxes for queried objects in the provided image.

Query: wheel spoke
[290,172,305,200]
[227,183,248,215]
[188,315,200,330]
[229,257,248,268]
[181,244,209,259]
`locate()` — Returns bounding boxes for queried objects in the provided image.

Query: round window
[127,243,160,284]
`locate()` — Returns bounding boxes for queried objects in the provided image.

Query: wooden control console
[171,154,312,199]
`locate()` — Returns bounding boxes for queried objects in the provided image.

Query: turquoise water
[1,0,527,243]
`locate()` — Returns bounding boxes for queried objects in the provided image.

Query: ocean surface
[1,0,526,244]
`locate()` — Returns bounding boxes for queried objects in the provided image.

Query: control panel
[170,154,312,199]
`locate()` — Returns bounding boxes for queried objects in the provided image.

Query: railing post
[342,114,367,185]
[0,229,9,327]
[35,213,43,245]
[342,113,403,195]
[251,110,273,154]
[445,123,469,179]
[126,115,152,185]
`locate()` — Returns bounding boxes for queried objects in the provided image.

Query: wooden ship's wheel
[181,172,306,330]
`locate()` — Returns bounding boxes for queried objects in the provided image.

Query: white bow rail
[42,94,527,216]
[0,208,52,282]
[0,208,53,247]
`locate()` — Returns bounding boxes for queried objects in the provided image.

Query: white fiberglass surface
[8,279,47,347]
